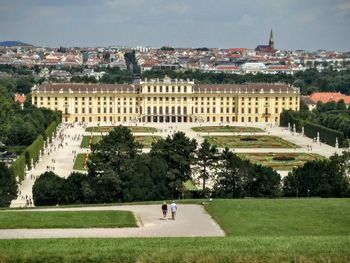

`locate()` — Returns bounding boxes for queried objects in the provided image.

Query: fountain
[301,126,304,136]
[317,132,320,143]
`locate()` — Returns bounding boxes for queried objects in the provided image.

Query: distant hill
[0,41,32,47]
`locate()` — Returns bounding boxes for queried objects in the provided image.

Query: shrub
[273,156,296,161]
[240,137,258,141]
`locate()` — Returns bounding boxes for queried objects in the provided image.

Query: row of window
[68,115,279,124]
[34,96,297,102]
[145,86,191,93]
[64,105,291,115]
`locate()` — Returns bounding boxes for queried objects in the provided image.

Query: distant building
[14,93,26,109]
[304,92,350,110]
[255,30,275,53]
[32,78,300,124]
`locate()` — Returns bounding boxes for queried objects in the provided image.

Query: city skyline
[0,0,350,51]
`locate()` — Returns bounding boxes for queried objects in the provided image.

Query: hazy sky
[0,0,349,51]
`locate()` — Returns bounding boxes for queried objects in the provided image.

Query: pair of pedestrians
[161,201,177,220]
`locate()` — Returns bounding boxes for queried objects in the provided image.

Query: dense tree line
[283,152,350,197]
[33,126,350,206]
[33,126,281,206]
[142,69,350,95]
[281,100,350,145]
[0,81,60,149]
[0,162,18,207]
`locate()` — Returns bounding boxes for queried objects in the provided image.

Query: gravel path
[0,204,225,239]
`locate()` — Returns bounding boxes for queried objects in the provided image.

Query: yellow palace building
[31,77,299,124]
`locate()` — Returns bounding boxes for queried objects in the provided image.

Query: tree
[213,148,246,198]
[0,162,18,207]
[247,164,281,197]
[60,172,92,204]
[283,153,350,197]
[32,172,64,206]
[88,126,142,202]
[150,132,197,197]
[196,139,218,190]
[16,75,35,94]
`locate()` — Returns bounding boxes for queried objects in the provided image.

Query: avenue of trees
[32,126,350,206]
[0,73,61,207]
[280,100,350,146]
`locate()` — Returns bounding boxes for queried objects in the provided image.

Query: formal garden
[192,126,264,133]
[80,135,162,148]
[86,126,157,133]
[238,152,324,170]
[203,135,299,148]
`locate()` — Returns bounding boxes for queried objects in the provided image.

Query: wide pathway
[0,204,225,239]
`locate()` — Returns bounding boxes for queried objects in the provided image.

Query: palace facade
[31,78,299,124]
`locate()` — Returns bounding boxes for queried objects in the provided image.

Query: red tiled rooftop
[309,92,350,104]
[14,93,26,104]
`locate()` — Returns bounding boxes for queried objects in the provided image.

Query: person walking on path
[170,201,177,220]
[161,202,168,219]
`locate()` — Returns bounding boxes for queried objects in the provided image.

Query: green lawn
[86,126,157,133]
[238,152,324,170]
[204,135,299,148]
[0,199,349,262]
[0,211,137,229]
[81,135,161,148]
[73,153,88,171]
[205,199,350,236]
[192,126,264,133]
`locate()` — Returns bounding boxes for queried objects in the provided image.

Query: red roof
[228,48,247,53]
[14,93,26,104]
[309,92,350,104]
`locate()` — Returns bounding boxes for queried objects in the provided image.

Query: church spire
[269,29,274,50]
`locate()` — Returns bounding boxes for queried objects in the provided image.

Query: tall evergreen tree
[0,162,18,207]
[150,132,197,197]
[196,139,218,190]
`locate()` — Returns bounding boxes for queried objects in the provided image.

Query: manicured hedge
[9,120,60,181]
[304,121,345,147]
[9,153,25,181]
[279,110,302,132]
[280,110,346,147]
[44,121,58,143]
[24,135,45,169]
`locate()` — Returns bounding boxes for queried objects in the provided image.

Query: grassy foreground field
[0,236,348,263]
[192,126,264,133]
[0,211,137,229]
[0,199,349,262]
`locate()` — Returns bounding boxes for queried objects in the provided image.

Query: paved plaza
[11,122,344,208]
[0,204,225,239]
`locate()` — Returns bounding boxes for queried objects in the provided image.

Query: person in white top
[170,201,177,220]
